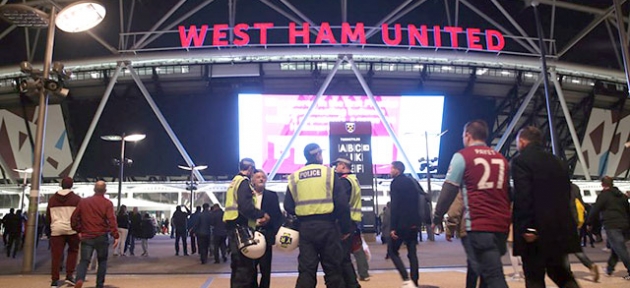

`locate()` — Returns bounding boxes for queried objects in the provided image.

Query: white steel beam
[124,0,137,50]
[133,0,188,49]
[444,0,452,27]
[550,70,591,180]
[549,0,557,52]
[491,0,540,53]
[341,0,347,23]
[365,0,415,39]
[348,57,420,181]
[68,63,124,178]
[267,57,343,180]
[0,25,16,43]
[557,6,615,58]
[606,19,624,70]
[126,64,205,182]
[494,76,543,152]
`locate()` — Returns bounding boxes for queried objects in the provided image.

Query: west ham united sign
[179,22,505,51]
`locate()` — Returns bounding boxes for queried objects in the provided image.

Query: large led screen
[239,94,445,175]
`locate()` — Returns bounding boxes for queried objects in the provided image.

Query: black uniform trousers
[214,235,227,262]
[190,232,197,254]
[254,244,273,288]
[521,242,579,288]
[297,220,345,288]
[197,234,211,264]
[341,234,361,288]
[228,229,258,288]
[174,230,188,255]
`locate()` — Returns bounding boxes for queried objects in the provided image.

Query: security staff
[333,156,362,288]
[223,158,270,288]
[284,143,353,288]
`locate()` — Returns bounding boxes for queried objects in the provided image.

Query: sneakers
[623,274,630,280]
[359,276,370,281]
[400,280,417,288]
[65,276,76,285]
[50,280,58,288]
[75,279,84,288]
[590,264,600,282]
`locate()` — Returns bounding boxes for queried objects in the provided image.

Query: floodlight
[123,134,146,142]
[55,1,106,33]
[101,135,123,141]
[178,165,208,171]
[20,61,33,74]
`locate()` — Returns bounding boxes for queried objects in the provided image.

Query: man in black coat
[172,205,191,256]
[209,204,228,263]
[193,203,214,264]
[511,126,580,288]
[252,169,283,288]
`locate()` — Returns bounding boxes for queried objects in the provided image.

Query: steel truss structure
[0,0,630,182]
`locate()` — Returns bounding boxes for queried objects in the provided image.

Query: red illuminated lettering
[444,26,463,48]
[316,22,337,44]
[233,23,250,46]
[341,22,366,44]
[486,29,505,51]
[433,25,442,47]
[381,23,401,46]
[213,24,229,46]
[179,25,208,48]
[408,24,428,46]
[289,22,310,44]
[254,22,274,45]
[466,28,483,50]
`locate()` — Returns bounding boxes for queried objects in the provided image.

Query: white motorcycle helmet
[275,226,299,252]
[237,229,266,259]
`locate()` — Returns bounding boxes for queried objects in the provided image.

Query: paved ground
[0,233,628,287]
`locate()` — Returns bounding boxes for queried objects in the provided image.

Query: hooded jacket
[587,186,630,230]
[46,189,81,236]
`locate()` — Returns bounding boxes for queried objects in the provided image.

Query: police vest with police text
[343,174,362,222]
[288,164,335,216]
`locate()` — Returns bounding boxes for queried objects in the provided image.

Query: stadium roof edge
[0,48,626,83]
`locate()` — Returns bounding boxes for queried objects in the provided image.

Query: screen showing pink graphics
[238,94,445,174]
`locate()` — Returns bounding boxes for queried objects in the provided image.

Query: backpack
[575,199,585,229]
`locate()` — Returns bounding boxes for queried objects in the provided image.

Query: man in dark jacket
[5,209,24,258]
[388,161,420,288]
[209,204,227,263]
[188,206,201,255]
[511,126,580,287]
[172,205,191,256]
[193,203,213,264]
[252,169,283,288]
[586,176,630,280]
[128,207,141,256]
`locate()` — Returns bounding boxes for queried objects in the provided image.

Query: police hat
[303,143,322,160]
[239,158,256,171]
[332,156,352,166]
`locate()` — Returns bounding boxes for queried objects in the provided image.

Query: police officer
[333,156,362,288]
[284,143,353,288]
[223,158,270,288]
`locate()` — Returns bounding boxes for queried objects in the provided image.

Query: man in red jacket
[46,177,81,288]
[71,181,119,288]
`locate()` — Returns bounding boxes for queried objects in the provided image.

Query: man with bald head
[71,181,120,288]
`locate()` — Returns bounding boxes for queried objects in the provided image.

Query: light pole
[178,164,208,210]
[101,134,146,211]
[0,1,106,273]
[13,168,33,211]
[423,130,447,242]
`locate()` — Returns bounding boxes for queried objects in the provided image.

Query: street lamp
[0,1,106,273]
[178,164,208,210]
[422,130,447,242]
[101,134,146,211]
[12,168,33,210]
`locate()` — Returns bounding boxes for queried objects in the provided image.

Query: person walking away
[388,161,421,288]
[71,181,119,288]
[569,182,600,281]
[2,208,14,247]
[138,213,156,256]
[193,203,213,264]
[188,206,201,255]
[46,177,81,287]
[586,176,630,280]
[128,207,141,256]
[115,205,130,256]
[252,169,284,288]
[381,203,391,260]
[172,205,191,256]
[223,158,270,287]
[284,143,352,288]
[210,204,228,263]
[511,126,581,288]
[5,209,24,258]
[433,120,511,288]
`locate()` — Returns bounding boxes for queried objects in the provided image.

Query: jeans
[76,235,110,288]
[175,231,188,255]
[461,236,486,288]
[128,235,136,255]
[605,228,630,274]
[341,235,360,288]
[197,234,210,263]
[388,228,419,286]
[213,235,227,262]
[466,232,508,288]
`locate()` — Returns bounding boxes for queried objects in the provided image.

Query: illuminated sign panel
[179,22,505,51]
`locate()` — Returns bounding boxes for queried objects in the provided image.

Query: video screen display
[238,94,445,174]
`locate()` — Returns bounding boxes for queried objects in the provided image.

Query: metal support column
[550,70,591,180]
[348,58,420,181]
[268,57,343,180]
[126,64,204,182]
[495,76,543,152]
[532,2,561,156]
[69,63,124,178]
[132,0,187,49]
